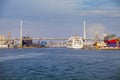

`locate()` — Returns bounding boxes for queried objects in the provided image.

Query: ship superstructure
[67,35,84,49]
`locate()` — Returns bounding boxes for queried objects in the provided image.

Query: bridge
[0,37,98,41]
[0,38,68,41]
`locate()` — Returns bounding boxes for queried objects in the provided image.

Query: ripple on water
[0,48,120,80]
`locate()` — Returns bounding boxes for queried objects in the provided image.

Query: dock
[99,47,120,50]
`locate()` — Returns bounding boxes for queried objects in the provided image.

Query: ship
[67,35,84,49]
[94,34,120,50]
[101,34,120,50]
[66,20,86,49]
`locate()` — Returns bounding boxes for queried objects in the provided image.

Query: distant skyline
[0,0,120,38]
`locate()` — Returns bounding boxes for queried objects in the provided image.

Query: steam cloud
[86,23,107,39]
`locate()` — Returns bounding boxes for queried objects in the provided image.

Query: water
[0,48,120,80]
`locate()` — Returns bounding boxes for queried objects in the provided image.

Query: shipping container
[108,43,116,47]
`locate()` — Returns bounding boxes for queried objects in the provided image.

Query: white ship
[67,20,87,49]
[67,35,84,49]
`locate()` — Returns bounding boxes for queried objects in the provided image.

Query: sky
[0,0,120,39]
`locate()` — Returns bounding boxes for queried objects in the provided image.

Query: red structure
[108,39,117,43]
[104,34,120,47]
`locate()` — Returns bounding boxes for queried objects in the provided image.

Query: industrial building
[0,35,8,48]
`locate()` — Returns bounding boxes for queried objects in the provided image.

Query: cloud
[86,23,107,39]
[0,0,120,38]
[79,9,120,17]
[1,0,120,19]
[35,0,79,16]
[75,0,120,17]
[1,0,79,21]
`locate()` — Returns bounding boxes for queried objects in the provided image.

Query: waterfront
[0,48,120,80]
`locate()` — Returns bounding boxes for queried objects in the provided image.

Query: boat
[67,35,84,49]
[94,34,120,50]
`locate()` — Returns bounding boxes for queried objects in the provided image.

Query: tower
[83,20,86,43]
[20,20,23,48]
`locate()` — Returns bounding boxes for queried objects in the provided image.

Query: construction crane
[95,33,100,42]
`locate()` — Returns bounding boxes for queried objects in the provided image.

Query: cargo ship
[95,34,120,50]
